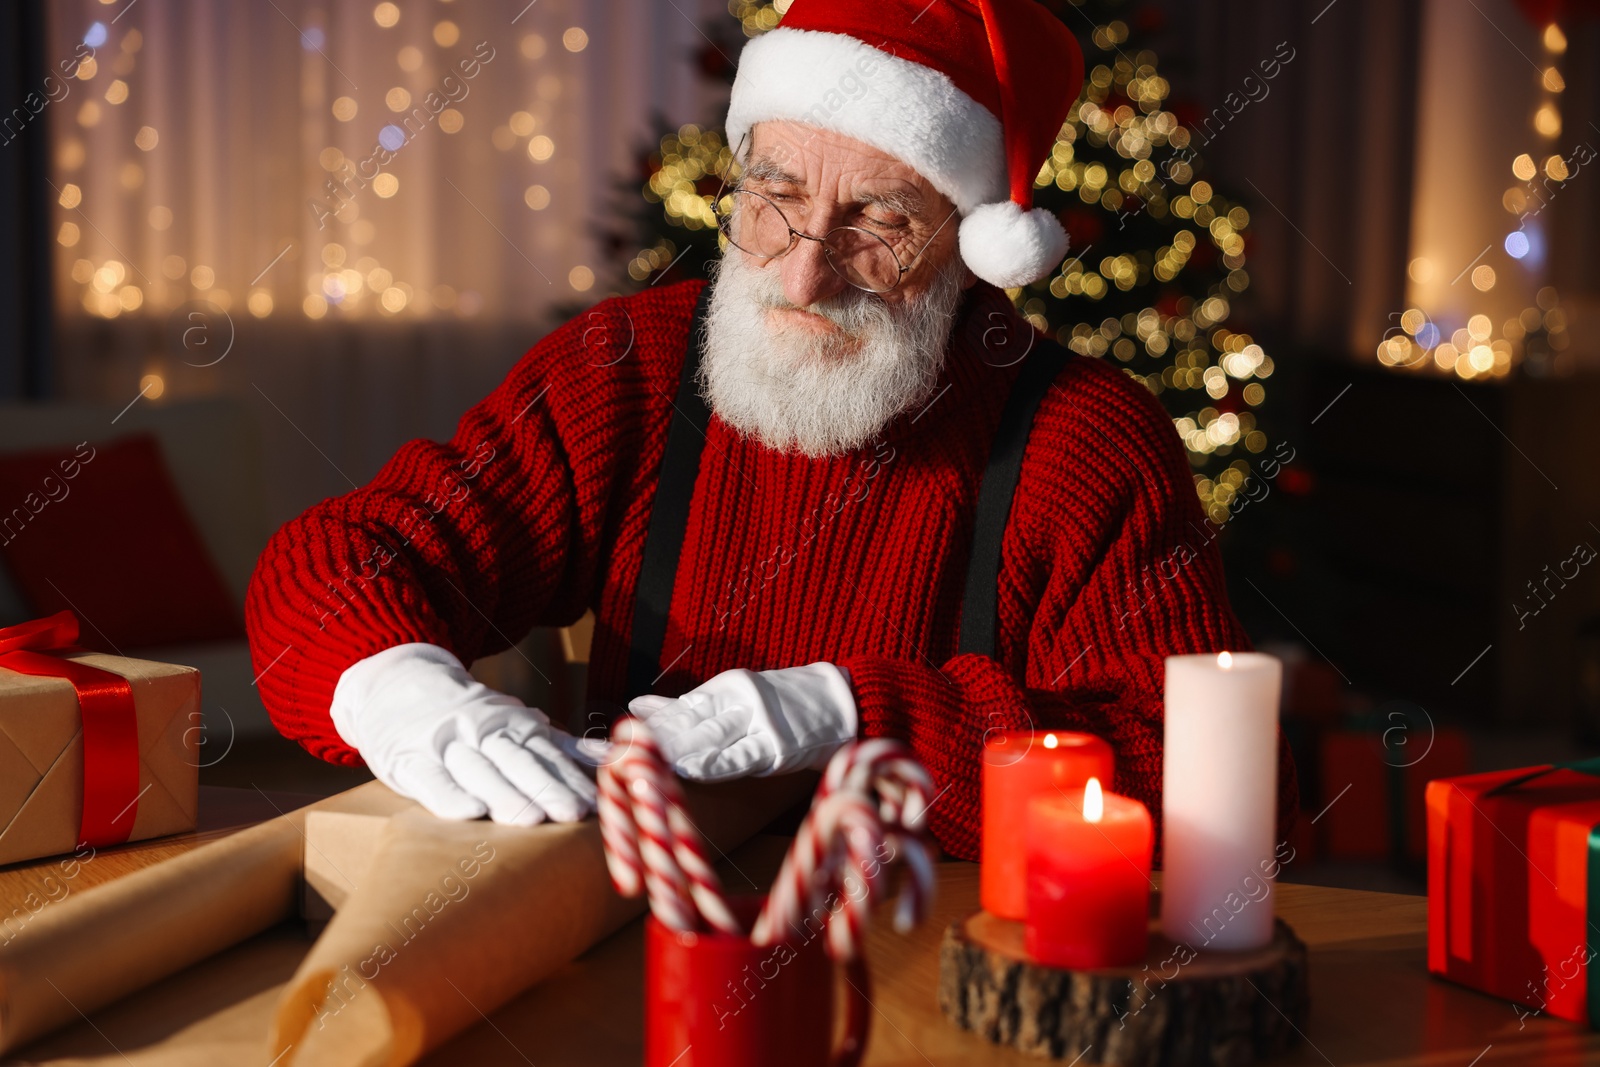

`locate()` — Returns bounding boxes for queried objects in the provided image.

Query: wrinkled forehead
[741,120,942,214]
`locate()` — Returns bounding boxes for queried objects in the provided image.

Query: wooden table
[0,786,321,915]
[11,793,1600,1066]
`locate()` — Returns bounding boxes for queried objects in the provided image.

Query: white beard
[697,248,968,458]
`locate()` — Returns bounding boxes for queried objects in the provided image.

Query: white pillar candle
[1160,651,1283,951]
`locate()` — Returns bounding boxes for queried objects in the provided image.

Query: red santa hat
[725,0,1086,290]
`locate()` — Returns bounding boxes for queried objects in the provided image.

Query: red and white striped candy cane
[598,722,694,932]
[749,801,829,948]
[598,716,741,935]
[662,789,740,934]
[750,789,878,956]
[819,739,937,928]
[817,790,889,960]
[751,741,937,958]
[822,739,936,825]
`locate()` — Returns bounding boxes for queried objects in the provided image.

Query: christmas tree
[601,0,1273,523]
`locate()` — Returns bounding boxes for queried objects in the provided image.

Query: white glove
[330,642,597,826]
[621,661,857,782]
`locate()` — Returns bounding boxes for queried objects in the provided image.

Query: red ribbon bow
[0,611,141,848]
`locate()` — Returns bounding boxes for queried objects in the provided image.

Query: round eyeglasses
[711,187,958,295]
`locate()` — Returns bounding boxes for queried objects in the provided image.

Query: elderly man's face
[740,120,975,314]
[697,121,978,459]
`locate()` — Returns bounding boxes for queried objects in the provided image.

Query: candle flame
[1083,777,1104,823]
[1218,651,1234,669]
[1043,733,1058,749]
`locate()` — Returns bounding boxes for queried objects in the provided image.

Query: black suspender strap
[626,283,1071,698]
[625,283,714,699]
[956,338,1074,658]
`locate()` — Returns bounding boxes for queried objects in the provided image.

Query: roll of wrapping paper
[270,772,817,1067]
[0,779,411,1056]
[0,804,303,1054]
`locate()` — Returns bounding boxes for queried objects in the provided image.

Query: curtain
[44,0,729,526]
[1159,0,1600,368]
[0,1,53,398]
[1152,0,1425,360]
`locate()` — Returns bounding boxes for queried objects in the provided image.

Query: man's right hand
[330,643,597,825]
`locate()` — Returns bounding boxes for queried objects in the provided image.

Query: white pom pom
[957,200,1070,289]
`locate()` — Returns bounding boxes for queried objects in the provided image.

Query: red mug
[644,896,870,1067]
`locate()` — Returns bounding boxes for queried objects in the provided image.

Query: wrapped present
[1427,762,1600,1026]
[0,611,197,865]
[1317,707,1470,863]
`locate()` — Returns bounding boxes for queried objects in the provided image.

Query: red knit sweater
[245,277,1299,861]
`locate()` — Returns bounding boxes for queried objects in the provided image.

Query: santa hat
[725,0,1086,290]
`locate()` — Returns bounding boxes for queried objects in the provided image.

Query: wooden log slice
[938,910,1309,1065]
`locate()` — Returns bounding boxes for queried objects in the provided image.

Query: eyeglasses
[709,133,959,295]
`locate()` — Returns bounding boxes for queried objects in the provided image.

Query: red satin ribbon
[0,611,141,848]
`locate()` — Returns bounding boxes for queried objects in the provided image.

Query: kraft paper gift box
[0,614,198,867]
[1427,763,1600,1026]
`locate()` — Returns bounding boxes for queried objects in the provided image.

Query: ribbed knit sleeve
[244,282,703,763]
[841,355,1299,863]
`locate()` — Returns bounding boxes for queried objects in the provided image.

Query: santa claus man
[246,0,1298,861]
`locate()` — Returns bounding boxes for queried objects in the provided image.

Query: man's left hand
[617,661,857,781]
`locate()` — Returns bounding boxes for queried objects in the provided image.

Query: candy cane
[596,753,644,897]
[598,716,741,935]
[663,790,741,935]
[751,740,937,958]
[603,731,695,932]
[819,740,937,928]
[822,739,936,827]
[816,791,888,960]
[751,789,849,949]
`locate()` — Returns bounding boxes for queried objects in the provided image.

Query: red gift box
[1426,763,1600,1026]
[1318,719,1470,862]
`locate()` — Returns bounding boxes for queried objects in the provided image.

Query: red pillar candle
[1024,778,1154,969]
[982,731,1113,919]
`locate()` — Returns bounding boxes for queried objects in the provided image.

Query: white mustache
[697,250,967,457]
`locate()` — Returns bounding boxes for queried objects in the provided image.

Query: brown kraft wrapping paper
[0,780,404,1055]
[270,773,817,1067]
[0,805,302,1055]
